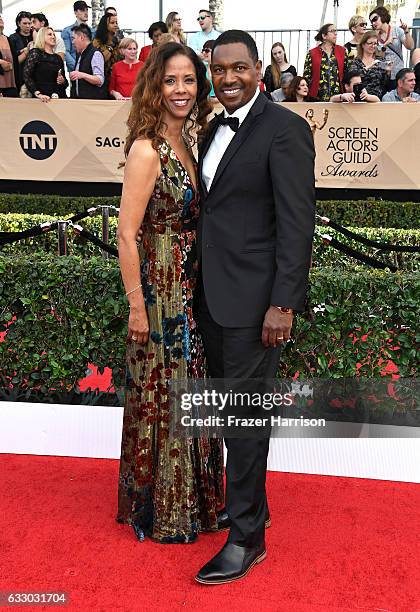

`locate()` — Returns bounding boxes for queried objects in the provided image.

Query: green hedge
[0,255,417,394]
[0,194,121,216]
[317,199,419,230]
[0,193,418,228]
[1,214,418,270]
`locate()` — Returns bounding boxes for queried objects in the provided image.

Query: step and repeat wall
[1,99,420,188]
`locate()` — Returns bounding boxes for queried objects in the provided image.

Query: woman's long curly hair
[94,13,114,45]
[124,43,212,160]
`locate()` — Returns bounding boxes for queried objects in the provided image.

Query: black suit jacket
[197,93,315,328]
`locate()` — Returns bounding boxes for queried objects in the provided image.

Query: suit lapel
[207,93,268,195]
[198,113,222,197]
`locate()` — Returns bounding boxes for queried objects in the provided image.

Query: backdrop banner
[280,101,420,190]
[1,99,420,188]
[1,99,130,183]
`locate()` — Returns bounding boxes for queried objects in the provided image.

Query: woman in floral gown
[116,42,225,543]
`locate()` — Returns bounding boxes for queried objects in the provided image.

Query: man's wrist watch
[34,91,41,98]
[275,306,293,314]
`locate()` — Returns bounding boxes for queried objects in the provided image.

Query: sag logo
[19,121,57,160]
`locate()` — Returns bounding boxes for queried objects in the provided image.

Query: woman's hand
[128,303,149,345]
[111,90,124,100]
[400,19,409,34]
[57,69,65,85]
[0,59,13,71]
[35,92,51,103]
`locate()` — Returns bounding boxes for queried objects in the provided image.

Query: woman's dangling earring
[191,102,199,122]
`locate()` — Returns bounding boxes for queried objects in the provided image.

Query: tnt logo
[19,121,57,160]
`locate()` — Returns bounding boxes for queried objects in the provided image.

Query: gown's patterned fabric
[116,140,224,543]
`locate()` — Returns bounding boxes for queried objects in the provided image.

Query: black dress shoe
[195,541,266,585]
[216,508,271,531]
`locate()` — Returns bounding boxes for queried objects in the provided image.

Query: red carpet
[1,455,420,611]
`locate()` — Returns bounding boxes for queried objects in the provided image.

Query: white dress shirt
[202,87,260,191]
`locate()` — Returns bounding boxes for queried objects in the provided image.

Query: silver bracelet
[125,284,141,297]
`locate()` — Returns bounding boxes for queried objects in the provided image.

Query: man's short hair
[212,30,258,64]
[199,9,213,18]
[280,72,294,84]
[343,70,361,87]
[72,23,92,40]
[396,67,414,83]
[32,13,49,26]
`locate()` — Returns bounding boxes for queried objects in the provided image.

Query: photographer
[330,70,380,102]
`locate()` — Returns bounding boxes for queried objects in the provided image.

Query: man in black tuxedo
[195,30,315,584]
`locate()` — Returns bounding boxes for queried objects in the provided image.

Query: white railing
[121,27,420,75]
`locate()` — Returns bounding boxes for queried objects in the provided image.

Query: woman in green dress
[116,42,225,543]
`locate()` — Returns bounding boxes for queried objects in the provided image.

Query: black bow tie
[216,114,240,132]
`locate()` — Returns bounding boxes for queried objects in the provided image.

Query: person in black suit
[195,30,315,585]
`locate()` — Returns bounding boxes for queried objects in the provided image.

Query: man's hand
[261,306,293,348]
[69,70,82,81]
[402,96,417,103]
[359,88,369,101]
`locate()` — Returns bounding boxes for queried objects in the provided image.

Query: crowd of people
[1,3,420,103]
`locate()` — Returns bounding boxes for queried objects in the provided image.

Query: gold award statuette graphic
[305,108,329,183]
[305,108,329,137]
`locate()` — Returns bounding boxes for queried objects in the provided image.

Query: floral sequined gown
[116,141,224,543]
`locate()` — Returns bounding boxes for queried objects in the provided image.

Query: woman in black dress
[350,31,389,100]
[263,42,296,94]
[24,27,67,101]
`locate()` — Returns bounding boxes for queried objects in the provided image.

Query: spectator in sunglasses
[303,23,350,101]
[345,15,367,60]
[165,12,186,45]
[201,39,216,98]
[8,11,33,92]
[188,10,220,58]
[369,6,414,88]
